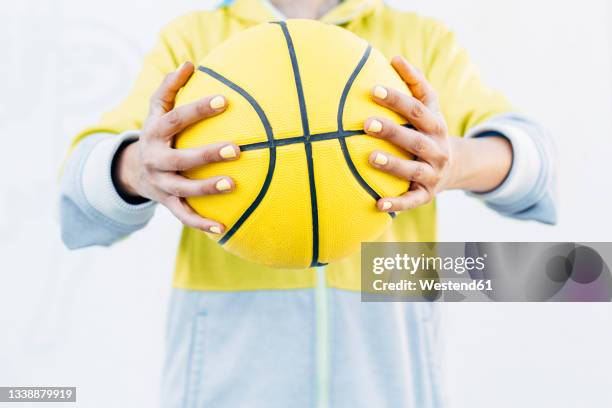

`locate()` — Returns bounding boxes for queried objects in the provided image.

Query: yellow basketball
[175,19,411,269]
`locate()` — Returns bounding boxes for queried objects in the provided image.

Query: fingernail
[367,119,383,133]
[373,86,388,100]
[177,62,187,71]
[382,201,393,211]
[219,145,237,159]
[215,178,232,192]
[209,226,222,234]
[374,153,388,166]
[210,96,226,109]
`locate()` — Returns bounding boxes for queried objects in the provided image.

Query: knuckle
[142,156,156,170]
[156,194,174,207]
[385,156,398,171]
[436,155,449,169]
[438,149,450,163]
[397,200,410,211]
[412,134,428,154]
[200,180,216,195]
[160,94,174,107]
[413,163,425,181]
[169,183,185,197]
[406,198,419,210]
[410,101,425,118]
[144,171,157,188]
[434,122,447,135]
[431,172,443,185]
[170,196,184,209]
[386,122,402,139]
[387,91,398,105]
[163,195,178,209]
[201,147,219,164]
[164,110,182,128]
[141,149,157,169]
[169,155,186,171]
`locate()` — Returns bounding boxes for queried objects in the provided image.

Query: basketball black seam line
[197,66,276,246]
[240,129,366,152]
[273,21,324,268]
[336,45,396,219]
[239,125,414,152]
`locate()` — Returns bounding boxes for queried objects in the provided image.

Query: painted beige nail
[215,179,232,192]
[374,153,388,166]
[373,86,388,100]
[209,226,222,234]
[210,96,226,109]
[367,120,383,133]
[382,201,393,211]
[219,145,237,159]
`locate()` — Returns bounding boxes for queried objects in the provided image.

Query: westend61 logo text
[362,242,612,302]
[372,253,487,275]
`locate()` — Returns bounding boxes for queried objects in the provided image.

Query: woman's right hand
[115,61,239,234]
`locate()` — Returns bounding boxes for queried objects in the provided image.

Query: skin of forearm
[115,141,141,198]
[446,136,512,193]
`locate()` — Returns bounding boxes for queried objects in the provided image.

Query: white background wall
[1,0,611,407]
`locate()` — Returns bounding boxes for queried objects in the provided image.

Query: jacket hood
[227,0,382,25]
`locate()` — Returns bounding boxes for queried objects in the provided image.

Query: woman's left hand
[365,56,455,213]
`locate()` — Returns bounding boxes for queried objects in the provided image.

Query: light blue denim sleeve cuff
[466,114,558,225]
[59,131,156,249]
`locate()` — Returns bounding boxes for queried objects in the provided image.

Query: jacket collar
[227,0,382,25]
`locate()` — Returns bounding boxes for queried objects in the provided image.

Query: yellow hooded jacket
[68,0,511,292]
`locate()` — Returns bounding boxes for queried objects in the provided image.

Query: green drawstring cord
[315,266,330,408]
